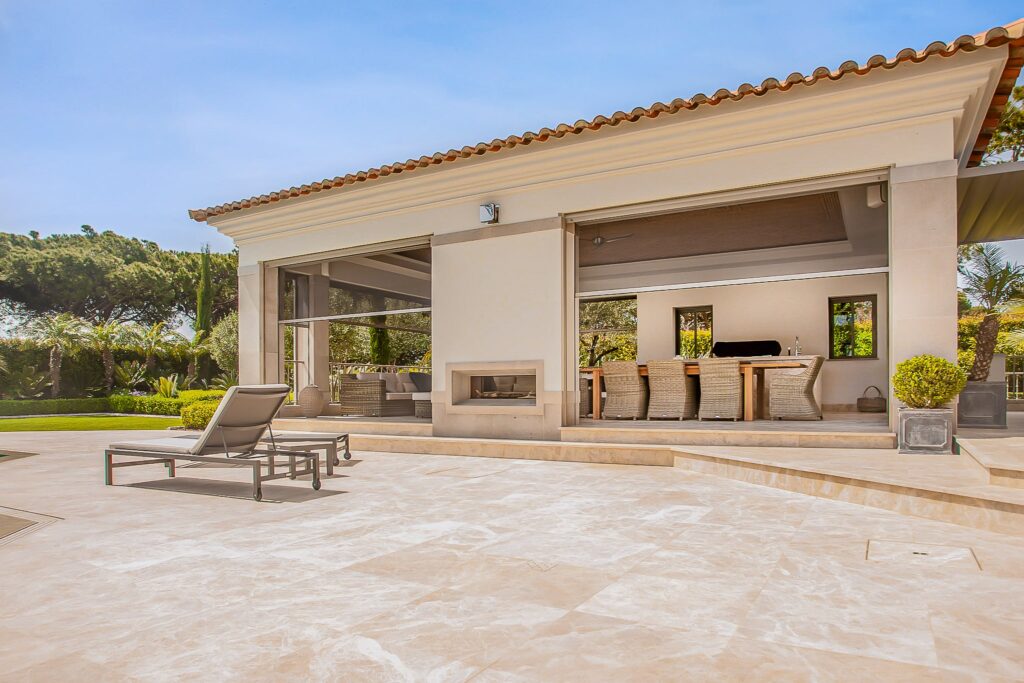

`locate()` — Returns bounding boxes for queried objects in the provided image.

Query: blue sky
[1,1,1022,258]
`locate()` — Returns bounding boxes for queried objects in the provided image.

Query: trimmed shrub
[892,354,967,409]
[108,394,185,416]
[178,389,226,403]
[0,397,111,416]
[180,401,219,430]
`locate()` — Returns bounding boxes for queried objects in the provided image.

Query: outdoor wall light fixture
[866,184,887,209]
[479,203,500,224]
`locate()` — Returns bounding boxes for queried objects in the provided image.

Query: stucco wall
[430,223,568,439]
[636,273,889,408]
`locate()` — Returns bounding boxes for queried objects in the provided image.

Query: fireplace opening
[447,362,543,414]
[466,374,537,405]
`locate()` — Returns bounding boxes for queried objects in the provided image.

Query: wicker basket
[857,385,887,413]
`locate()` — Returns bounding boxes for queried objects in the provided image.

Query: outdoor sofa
[336,371,431,417]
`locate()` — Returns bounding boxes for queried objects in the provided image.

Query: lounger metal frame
[105,426,322,501]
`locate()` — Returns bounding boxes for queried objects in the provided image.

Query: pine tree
[194,245,214,379]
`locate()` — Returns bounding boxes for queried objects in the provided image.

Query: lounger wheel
[343,452,351,461]
[254,488,263,502]
[312,480,321,491]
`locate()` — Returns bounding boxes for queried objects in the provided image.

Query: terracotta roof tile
[189,19,1024,223]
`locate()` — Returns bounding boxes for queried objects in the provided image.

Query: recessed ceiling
[578,191,848,267]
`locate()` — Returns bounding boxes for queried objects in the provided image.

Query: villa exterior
[191,20,1024,444]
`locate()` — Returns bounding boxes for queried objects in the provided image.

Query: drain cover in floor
[867,539,980,571]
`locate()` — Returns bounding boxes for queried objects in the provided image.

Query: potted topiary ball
[892,354,967,454]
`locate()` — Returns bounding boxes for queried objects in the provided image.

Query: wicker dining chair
[601,361,648,419]
[697,358,743,421]
[646,360,698,420]
[579,376,592,418]
[769,355,825,420]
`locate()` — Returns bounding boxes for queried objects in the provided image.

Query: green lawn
[0,415,181,432]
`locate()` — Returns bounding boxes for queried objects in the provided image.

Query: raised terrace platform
[274,413,1024,537]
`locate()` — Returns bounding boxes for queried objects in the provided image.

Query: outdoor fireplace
[446,361,544,415]
[468,374,537,405]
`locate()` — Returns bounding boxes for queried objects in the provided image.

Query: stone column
[261,265,280,384]
[888,160,959,429]
[237,263,263,384]
[309,273,331,402]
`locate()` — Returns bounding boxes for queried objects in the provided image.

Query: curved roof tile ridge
[189,19,1024,222]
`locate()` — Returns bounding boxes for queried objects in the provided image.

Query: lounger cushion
[108,437,200,454]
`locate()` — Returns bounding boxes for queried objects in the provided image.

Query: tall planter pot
[297,384,325,418]
[898,407,954,454]
[956,381,1007,429]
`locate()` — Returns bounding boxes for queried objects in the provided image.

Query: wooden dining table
[582,358,809,421]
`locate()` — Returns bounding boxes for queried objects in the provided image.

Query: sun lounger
[258,431,350,476]
[104,384,320,501]
[173,430,351,476]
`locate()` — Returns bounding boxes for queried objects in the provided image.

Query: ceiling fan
[587,233,633,247]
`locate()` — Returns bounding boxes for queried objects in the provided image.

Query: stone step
[957,437,1024,489]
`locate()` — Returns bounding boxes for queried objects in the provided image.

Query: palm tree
[26,313,84,397]
[134,322,174,375]
[173,330,210,385]
[85,320,132,393]
[959,245,1024,381]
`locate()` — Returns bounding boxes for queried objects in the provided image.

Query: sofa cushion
[410,372,432,392]
[384,392,414,401]
[357,372,402,393]
[399,376,419,393]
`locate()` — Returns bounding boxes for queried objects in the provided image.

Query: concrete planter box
[957,381,1007,429]
[898,407,954,454]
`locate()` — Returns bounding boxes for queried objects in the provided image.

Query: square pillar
[237,263,264,384]
[888,160,959,429]
[309,273,331,401]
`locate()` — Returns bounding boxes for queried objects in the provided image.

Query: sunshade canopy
[958,161,1024,244]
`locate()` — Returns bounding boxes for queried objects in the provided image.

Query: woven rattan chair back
[601,361,648,419]
[646,360,697,420]
[697,358,743,421]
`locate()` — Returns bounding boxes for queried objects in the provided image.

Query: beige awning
[958,161,1024,244]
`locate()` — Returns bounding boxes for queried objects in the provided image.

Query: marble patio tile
[713,635,979,682]
[633,520,800,581]
[474,611,730,682]
[575,572,756,636]
[476,529,659,573]
[343,587,568,680]
[97,605,344,682]
[347,542,615,610]
[0,647,132,683]
[738,554,940,667]
[263,519,471,571]
[428,522,520,552]
[929,604,1024,679]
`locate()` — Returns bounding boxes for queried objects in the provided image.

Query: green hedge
[0,397,111,416]
[178,389,225,403]
[107,392,225,416]
[108,395,186,416]
[181,401,219,429]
